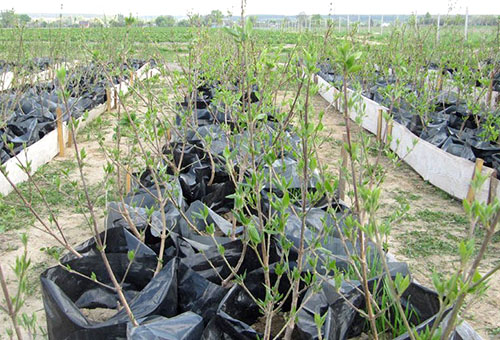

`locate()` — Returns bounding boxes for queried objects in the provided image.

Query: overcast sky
[2,0,500,16]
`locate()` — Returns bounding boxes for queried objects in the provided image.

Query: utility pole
[59,3,63,29]
[437,14,441,41]
[465,7,469,40]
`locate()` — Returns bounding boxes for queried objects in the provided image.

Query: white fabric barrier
[316,75,497,203]
[0,63,158,196]
[0,61,74,92]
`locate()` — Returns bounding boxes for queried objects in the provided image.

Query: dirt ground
[0,115,111,338]
[0,91,499,339]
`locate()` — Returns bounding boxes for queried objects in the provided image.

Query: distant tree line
[0,8,499,29]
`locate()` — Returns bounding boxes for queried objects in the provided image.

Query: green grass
[414,209,468,226]
[488,327,500,337]
[0,157,107,233]
[399,230,456,258]
[0,159,77,232]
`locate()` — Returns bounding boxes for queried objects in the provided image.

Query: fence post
[114,85,119,111]
[466,158,484,204]
[376,109,383,142]
[488,171,498,204]
[386,121,393,145]
[67,119,73,147]
[56,107,64,157]
[106,88,112,112]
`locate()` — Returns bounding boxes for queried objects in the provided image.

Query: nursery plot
[1,16,500,340]
[0,72,172,337]
[310,93,500,339]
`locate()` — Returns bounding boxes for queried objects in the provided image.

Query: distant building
[79,21,90,28]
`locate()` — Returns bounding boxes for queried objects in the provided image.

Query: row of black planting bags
[318,62,500,178]
[40,79,475,339]
[0,59,148,164]
[0,57,53,73]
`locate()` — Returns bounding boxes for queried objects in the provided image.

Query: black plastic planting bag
[41,256,178,340]
[0,62,121,164]
[297,269,454,340]
[177,261,229,323]
[178,200,242,238]
[61,225,156,262]
[420,119,450,147]
[467,135,500,164]
[127,312,204,340]
[180,239,279,285]
[201,263,297,340]
[163,140,234,213]
[441,136,476,161]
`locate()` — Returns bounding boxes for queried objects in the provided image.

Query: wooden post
[385,121,393,145]
[437,74,443,91]
[56,107,64,156]
[129,71,134,86]
[466,158,484,204]
[376,109,383,142]
[114,85,119,110]
[67,122,73,147]
[339,134,348,201]
[488,171,498,205]
[106,88,112,112]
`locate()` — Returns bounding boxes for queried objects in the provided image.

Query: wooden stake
[67,126,73,147]
[339,134,348,201]
[106,88,112,112]
[56,107,64,157]
[488,171,498,205]
[129,71,134,86]
[376,109,383,142]
[466,158,484,204]
[437,74,443,91]
[386,121,393,144]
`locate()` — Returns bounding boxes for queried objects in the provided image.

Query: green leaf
[127,250,135,262]
[248,224,261,244]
